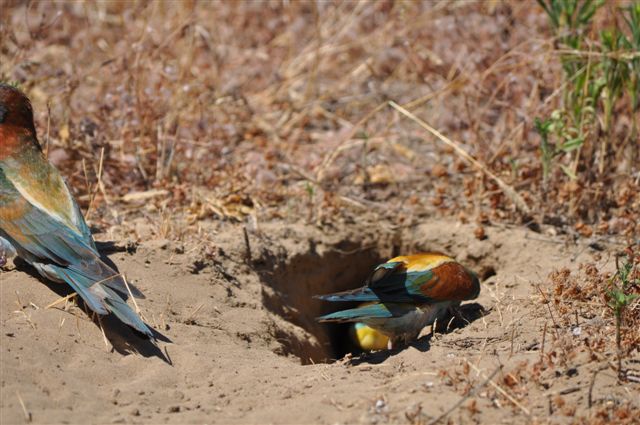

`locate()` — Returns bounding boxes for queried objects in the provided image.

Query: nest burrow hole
[259,236,497,365]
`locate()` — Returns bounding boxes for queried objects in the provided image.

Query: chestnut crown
[0,83,37,136]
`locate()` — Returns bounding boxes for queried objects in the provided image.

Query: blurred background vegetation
[1,1,638,240]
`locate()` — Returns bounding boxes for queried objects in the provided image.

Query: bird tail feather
[314,287,379,302]
[49,264,153,337]
[317,303,393,323]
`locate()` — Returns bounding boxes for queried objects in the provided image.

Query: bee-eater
[317,253,480,349]
[0,83,153,337]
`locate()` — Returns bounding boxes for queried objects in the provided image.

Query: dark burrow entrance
[259,241,388,364]
[258,236,496,365]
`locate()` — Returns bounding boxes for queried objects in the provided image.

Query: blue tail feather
[315,287,379,302]
[102,286,153,337]
[48,264,153,337]
[318,303,394,322]
[51,265,109,314]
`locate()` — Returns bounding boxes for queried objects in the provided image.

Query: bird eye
[0,104,7,123]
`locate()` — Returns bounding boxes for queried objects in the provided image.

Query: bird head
[0,83,39,158]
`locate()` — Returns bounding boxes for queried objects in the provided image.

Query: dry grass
[547,248,640,377]
[1,1,637,238]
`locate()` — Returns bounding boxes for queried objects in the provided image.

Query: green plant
[537,0,604,71]
[535,0,639,191]
[305,181,315,198]
[534,112,582,183]
[607,249,639,381]
[0,80,23,89]
[621,3,640,112]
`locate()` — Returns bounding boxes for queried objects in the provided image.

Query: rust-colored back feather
[420,262,480,301]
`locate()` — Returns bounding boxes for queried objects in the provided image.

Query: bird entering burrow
[316,253,480,351]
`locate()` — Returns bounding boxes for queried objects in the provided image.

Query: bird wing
[315,271,435,303]
[354,255,454,303]
[314,261,405,302]
[371,254,480,302]
[0,142,95,251]
[318,303,416,322]
[0,166,94,264]
[0,166,152,336]
[316,253,479,304]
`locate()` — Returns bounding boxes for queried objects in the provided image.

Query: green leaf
[534,117,552,135]
[560,136,584,152]
[538,0,558,27]
[578,0,604,25]
[305,181,315,197]
[560,164,578,179]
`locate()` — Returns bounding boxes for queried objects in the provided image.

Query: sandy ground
[1,219,637,424]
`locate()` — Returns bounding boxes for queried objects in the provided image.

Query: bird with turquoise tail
[316,253,480,349]
[0,83,153,338]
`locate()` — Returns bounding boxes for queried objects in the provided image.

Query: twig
[388,101,531,214]
[15,291,23,309]
[95,145,106,194]
[428,364,502,425]
[509,325,516,358]
[544,386,583,397]
[524,234,566,245]
[403,76,466,110]
[44,101,51,158]
[552,48,640,60]
[85,146,107,221]
[185,303,204,324]
[626,371,640,384]
[540,322,548,363]
[121,274,144,319]
[535,284,569,366]
[588,365,608,408]
[16,391,32,423]
[45,293,78,310]
[96,314,110,351]
[466,360,532,417]
[243,226,252,264]
[339,195,387,210]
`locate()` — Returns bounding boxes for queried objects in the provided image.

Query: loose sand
[1,219,636,424]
